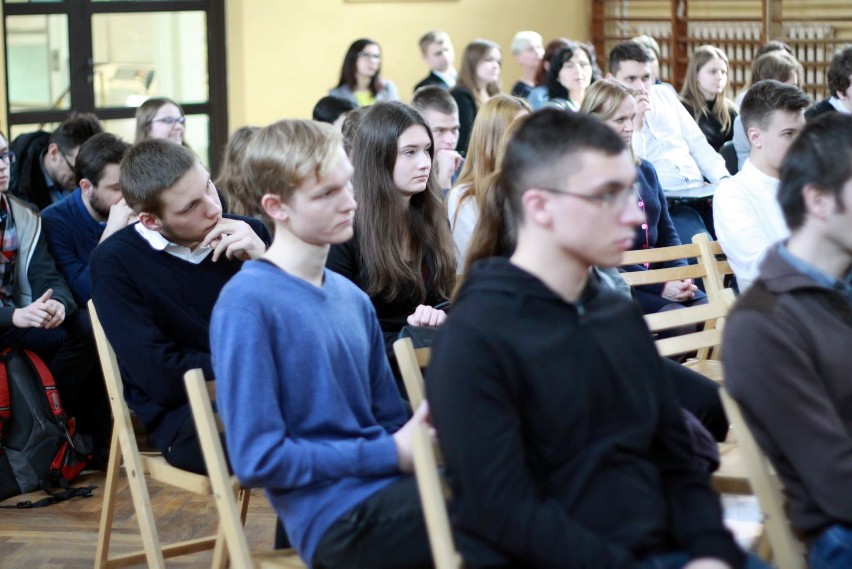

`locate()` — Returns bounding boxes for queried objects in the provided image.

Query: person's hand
[392,401,435,472]
[634,91,651,128]
[12,289,64,329]
[661,279,698,302]
[202,218,266,261]
[101,199,137,242]
[683,559,731,569]
[434,149,463,190]
[406,304,447,327]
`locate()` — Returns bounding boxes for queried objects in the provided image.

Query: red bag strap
[22,349,63,421]
[0,348,10,443]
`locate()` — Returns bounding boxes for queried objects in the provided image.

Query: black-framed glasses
[537,183,638,210]
[149,116,186,126]
[60,151,75,171]
[357,51,381,62]
[0,151,16,165]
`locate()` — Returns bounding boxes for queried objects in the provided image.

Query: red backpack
[0,346,95,507]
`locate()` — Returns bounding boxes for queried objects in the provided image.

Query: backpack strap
[0,485,96,509]
[0,348,11,446]
[21,349,64,422]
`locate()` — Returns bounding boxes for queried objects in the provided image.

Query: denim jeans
[808,524,852,569]
[636,550,771,569]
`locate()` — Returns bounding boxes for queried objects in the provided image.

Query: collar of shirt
[778,241,852,300]
[828,97,852,114]
[740,158,780,187]
[434,69,457,88]
[134,222,213,264]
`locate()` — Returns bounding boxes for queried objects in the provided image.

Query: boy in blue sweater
[210,120,432,568]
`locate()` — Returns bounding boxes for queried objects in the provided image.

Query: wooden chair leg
[94,426,121,568]
[212,523,230,569]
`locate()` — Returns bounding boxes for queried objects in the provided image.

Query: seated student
[447,95,530,271]
[732,50,803,169]
[329,38,399,107]
[427,109,760,568]
[413,30,457,92]
[0,130,107,448]
[451,39,502,155]
[539,42,594,111]
[135,97,188,146]
[806,44,852,119]
[679,45,739,153]
[10,112,103,210]
[327,102,456,357]
[42,133,133,306]
[90,139,270,474]
[723,114,852,569]
[527,38,571,110]
[311,96,357,131]
[509,31,544,99]
[714,80,810,292]
[411,86,463,193]
[632,34,667,85]
[214,126,261,220]
[582,79,705,314]
[211,118,433,569]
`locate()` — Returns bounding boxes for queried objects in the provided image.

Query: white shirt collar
[134,222,213,264]
[828,97,852,114]
[740,158,780,186]
[434,68,457,88]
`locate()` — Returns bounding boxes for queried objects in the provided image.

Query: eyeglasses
[357,51,381,62]
[149,116,186,126]
[537,183,638,210]
[60,151,75,172]
[0,151,16,165]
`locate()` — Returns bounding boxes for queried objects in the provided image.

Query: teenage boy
[90,139,270,474]
[42,133,134,305]
[509,31,544,99]
[411,85,463,191]
[210,119,432,568]
[723,114,852,569]
[427,109,760,569]
[10,112,103,210]
[312,95,358,131]
[714,80,810,292]
[413,30,457,92]
[805,44,852,119]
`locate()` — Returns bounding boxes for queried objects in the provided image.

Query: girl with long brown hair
[450,39,502,155]
[327,101,456,353]
[679,45,739,151]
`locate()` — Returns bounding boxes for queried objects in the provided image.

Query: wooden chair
[393,337,431,409]
[719,388,807,569]
[184,369,306,568]
[90,301,226,568]
[411,422,463,569]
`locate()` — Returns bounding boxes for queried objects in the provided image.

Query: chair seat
[684,359,724,384]
[254,550,308,568]
[712,442,752,495]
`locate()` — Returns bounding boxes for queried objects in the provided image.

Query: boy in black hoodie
[427,110,763,569]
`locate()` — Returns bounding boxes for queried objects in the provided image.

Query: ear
[747,127,762,149]
[46,142,61,161]
[261,193,290,223]
[802,183,832,221]
[138,211,161,232]
[605,72,615,80]
[80,178,94,197]
[521,189,553,228]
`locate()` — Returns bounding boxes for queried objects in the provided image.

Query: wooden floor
[0,469,279,568]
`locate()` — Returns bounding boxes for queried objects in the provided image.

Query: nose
[418,151,432,171]
[621,194,644,226]
[343,185,357,212]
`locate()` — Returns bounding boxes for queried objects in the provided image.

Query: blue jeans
[636,551,771,569]
[808,524,852,569]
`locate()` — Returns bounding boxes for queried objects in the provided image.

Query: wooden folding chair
[393,337,431,409]
[719,388,807,569]
[411,422,463,569]
[184,369,306,568]
[90,301,227,569]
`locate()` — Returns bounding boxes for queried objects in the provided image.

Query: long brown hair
[456,40,502,107]
[351,102,456,302]
[679,45,736,134]
[454,95,530,221]
[215,126,260,218]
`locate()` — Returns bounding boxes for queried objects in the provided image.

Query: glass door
[3,0,227,170]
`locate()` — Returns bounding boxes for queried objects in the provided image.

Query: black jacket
[414,71,449,93]
[427,257,744,568]
[450,86,477,155]
[9,131,54,210]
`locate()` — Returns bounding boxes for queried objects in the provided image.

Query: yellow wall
[226,0,589,129]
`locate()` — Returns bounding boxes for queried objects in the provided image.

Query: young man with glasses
[426,110,764,569]
[9,112,103,210]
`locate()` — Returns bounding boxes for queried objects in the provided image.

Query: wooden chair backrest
[644,288,736,359]
[411,422,462,569]
[393,338,431,409]
[719,388,807,569]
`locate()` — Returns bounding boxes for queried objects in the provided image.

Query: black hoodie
[427,256,744,568]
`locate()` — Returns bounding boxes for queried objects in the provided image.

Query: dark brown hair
[336,38,385,97]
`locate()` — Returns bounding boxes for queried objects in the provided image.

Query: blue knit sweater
[210,260,408,565]
[42,188,105,305]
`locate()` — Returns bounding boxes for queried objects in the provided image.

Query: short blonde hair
[243,120,341,204]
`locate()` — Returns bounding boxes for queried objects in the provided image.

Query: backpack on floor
[0,346,95,506]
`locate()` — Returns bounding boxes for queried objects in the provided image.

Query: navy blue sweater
[89,217,270,451]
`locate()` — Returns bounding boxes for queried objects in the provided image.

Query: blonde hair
[454,95,531,217]
[242,120,341,206]
[457,40,502,107]
[580,79,639,163]
[216,126,259,218]
[679,45,735,134]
